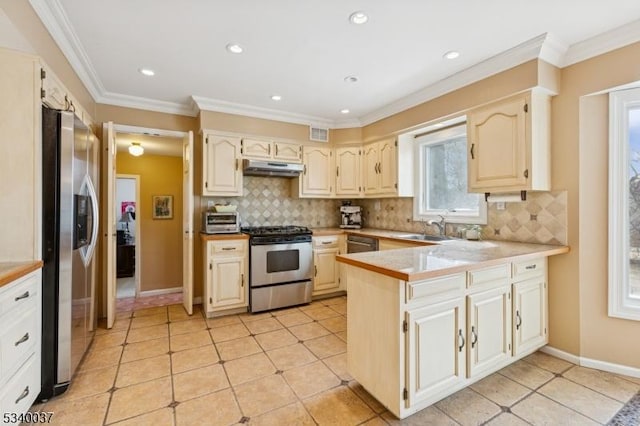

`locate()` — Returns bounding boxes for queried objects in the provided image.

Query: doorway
[115,175,139,299]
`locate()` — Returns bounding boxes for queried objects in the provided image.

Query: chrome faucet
[426,215,446,236]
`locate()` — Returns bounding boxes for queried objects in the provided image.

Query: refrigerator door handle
[83,175,100,266]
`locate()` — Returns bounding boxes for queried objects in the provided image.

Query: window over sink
[412,120,486,224]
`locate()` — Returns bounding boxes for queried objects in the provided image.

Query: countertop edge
[200,233,249,241]
[0,260,43,288]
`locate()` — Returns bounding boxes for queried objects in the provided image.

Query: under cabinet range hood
[242,159,304,177]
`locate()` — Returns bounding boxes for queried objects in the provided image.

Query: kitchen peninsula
[336,240,569,419]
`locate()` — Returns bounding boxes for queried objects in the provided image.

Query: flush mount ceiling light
[349,11,368,24]
[226,43,243,54]
[344,75,359,83]
[138,68,155,76]
[340,109,350,114]
[443,50,460,60]
[128,142,144,157]
[271,95,282,101]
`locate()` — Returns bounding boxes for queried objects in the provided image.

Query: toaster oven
[202,211,240,234]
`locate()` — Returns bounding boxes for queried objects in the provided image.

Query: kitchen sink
[397,234,453,242]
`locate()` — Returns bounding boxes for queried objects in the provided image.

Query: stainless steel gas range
[241,226,313,312]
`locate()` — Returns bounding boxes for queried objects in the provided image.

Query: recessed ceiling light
[226,43,243,54]
[340,109,350,114]
[443,50,460,60]
[349,11,368,24]
[344,75,359,83]
[271,95,282,101]
[139,68,155,76]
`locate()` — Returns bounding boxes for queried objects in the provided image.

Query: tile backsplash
[203,176,567,246]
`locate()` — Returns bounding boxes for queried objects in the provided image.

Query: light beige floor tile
[511,392,599,425]
[133,306,167,317]
[322,296,346,306]
[224,352,276,385]
[106,376,173,424]
[523,351,573,374]
[121,337,169,363]
[288,322,331,341]
[170,330,212,352]
[318,315,347,333]
[245,317,284,335]
[173,363,229,402]
[206,315,241,328]
[563,365,639,402]
[470,373,531,407]
[360,417,389,426]
[110,407,175,426]
[216,335,262,361]
[171,345,220,374]
[130,313,168,329]
[44,393,110,426]
[382,405,457,425]
[169,318,207,336]
[95,318,130,334]
[234,374,297,417]
[304,306,341,321]
[538,377,622,423]
[435,387,501,425]
[283,360,341,398]
[175,389,241,426]
[126,324,169,344]
[168,304,201,322]
[303,386,375,425]
[91,331,127,350]
[499,360,555,389]
[616,373,640,386]
[116,354,171,388]
[329,304,347,315]
[249,401,316,426]
[209,323,250,343]
[254,328,298,351]
[270,306,302,317]
[335,330,348,342]
[62,365,117,401]
[485,412,530,426]
[275,312,313,328]
[303,334,346,358]
[348,382,387,414]
[117,310,133,319]
[322,352,353,381]
[239,312,273,323]
[267,343,318,370]
[79,345,123,371]
[298,302,325,311]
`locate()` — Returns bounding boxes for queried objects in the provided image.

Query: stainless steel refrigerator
[39,106,99,400]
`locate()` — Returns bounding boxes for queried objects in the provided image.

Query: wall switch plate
[374,201,381,211]
[496,202,506,210]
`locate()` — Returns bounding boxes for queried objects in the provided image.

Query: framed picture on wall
[152,195,173,219]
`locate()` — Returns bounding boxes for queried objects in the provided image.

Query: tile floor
[116,277,136,299]
[30,297,640,425]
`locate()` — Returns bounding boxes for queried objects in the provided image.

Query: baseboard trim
[541,345,640,378]
[139,287,182,297]
[193,297,202,305]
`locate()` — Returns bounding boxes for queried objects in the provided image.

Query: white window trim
[412,123,487,225]
[609,87,640,321]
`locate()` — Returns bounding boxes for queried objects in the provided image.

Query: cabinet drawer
[0,271,39,317]
[210,241,246,254]
[406,273,465,304]
[468,264,510,287]
[0,353,40,418]
[0,305,38,379]
[512,258,545,280]
[313,236,339,248]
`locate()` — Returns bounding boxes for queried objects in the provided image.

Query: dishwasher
[346,234,378,253]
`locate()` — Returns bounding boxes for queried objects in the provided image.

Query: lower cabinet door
[313,249,339,293]
[211,255,246,309]
[513,277,547,356]
[467,285,512,378]
[406,297,466,408]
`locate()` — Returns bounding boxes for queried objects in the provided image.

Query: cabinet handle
[14,386,29,405]
[268,144,272,155]
[235,158,239,170]
[314,265,318,277]
[458,329,465,352]
[275,144,278,156]
[336,166,339,177]
[14,291,30,301]
[15,332,29,346]
[523,169,529,179]
[470,326,478,348]
[321,241,333,245]
[241,274,244,287]
[303,165,307,175]
[378,163,382,174]
[221,247,236,251]
[470,144,475,160]
[525,264,537,270]
[516,311,522,330]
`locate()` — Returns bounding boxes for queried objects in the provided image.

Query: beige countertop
[311,227,436,245]
[336,240,569,281]
[200,233,249,241]
[0,260,43,288]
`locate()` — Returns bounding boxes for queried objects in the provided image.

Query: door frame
[115,174,141,298]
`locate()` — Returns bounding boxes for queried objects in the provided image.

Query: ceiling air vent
[309,126,329,143]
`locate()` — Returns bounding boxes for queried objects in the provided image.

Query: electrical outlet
[374,201,381,211]
[496,202,506,210]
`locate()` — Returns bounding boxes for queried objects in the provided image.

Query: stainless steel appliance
[202,211,241,234]
[242,226,313,312]
[40,106,99,400]
[347,234,378,253]
[340,205,362,229]
[242,159,304,177]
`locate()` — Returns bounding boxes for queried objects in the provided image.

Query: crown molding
[100,91,196,117]
[562,18,640,67]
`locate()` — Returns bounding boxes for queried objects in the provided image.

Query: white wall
[116,177,136,239]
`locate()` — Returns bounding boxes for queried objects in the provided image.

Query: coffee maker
[340,205,362,229]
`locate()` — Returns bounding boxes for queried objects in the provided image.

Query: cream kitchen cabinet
[512,258,547,356]
[312,235,344,296]
[467,90,550,194]
[203,238,248,317]
[378,239,416,251]
[202,134,243,196]
[363,138,398,196]
[298,146,333,197]
[335,146,362,197]
[242,138,302,163]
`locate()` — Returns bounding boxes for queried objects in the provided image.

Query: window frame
[609,87,640,321]
[412,122,487,225]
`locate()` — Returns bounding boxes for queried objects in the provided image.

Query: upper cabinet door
[335,147,361,196]
[242,138,272,160]
[274,141,302,163]
[301,146,333,196]
[203,134,243,196]
[362,143,380,194]
[378,139,397,195]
